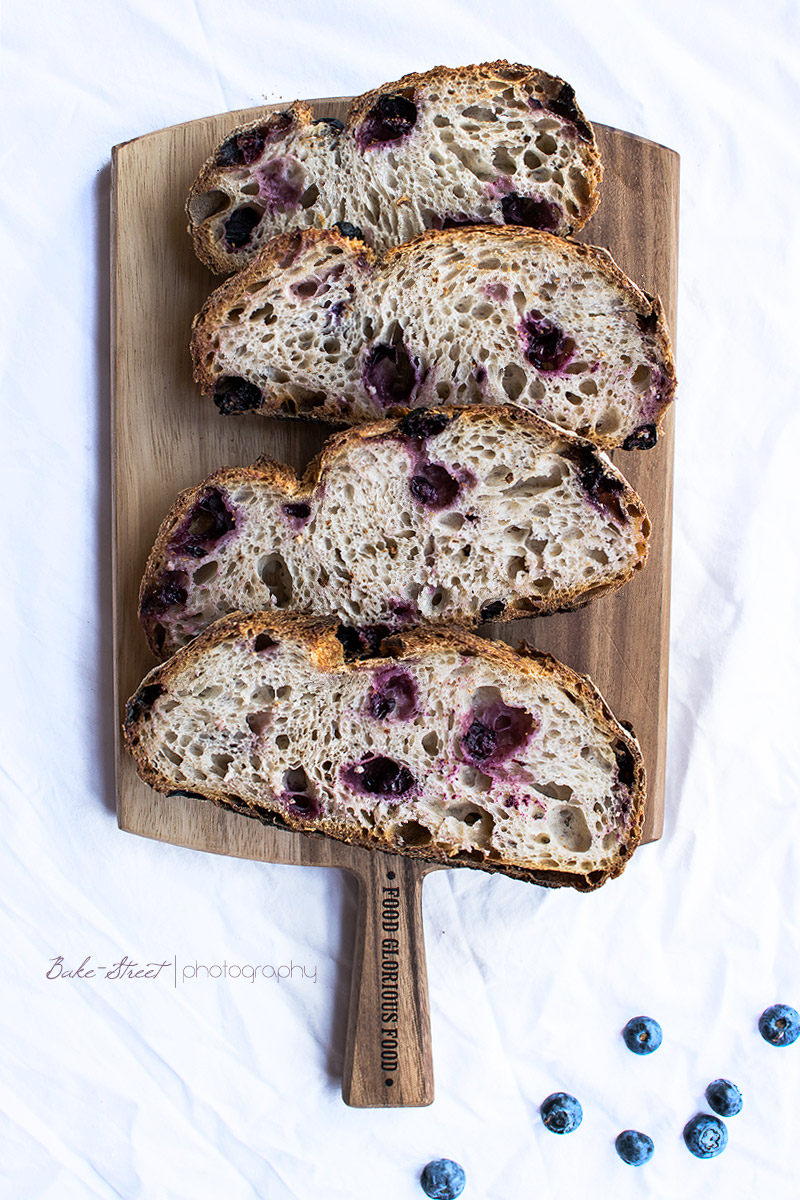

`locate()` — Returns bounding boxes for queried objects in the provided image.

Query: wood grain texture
[111,97,679,1108]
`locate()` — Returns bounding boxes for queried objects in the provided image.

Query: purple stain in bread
[521,311,575,372]
[388,597,419,624]
[567,444,627,522]
[282,501,312,528]
[501,193,562,233]
[366,668,418,721]
[125,683,164,726]
[283,793,322,820]
[483,282,508,302]
[140,571,189,618]
[357,94,417,148]
[461,701,535,767]
[622,424,658,451]
[363,342,417,406]
[473,365,487,384]
[215,112,293,168]
[336,623,393,659]
[398,409,451,442]
[410,462,460,510]
[546,83,593,143]
[223,206,262,249]
[170,488,237,559]
[255,157,303,213]
[342,755,416,797]
[212,376,263,415]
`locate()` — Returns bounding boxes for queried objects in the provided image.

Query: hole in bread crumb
[247,710,271,736]
[258,554,293,607]
[501,363,526,402]
[422,731,440,756]
[193,560,219,585]
[553,805,592,852]
[396,820,432,847]
[283,766,309,792]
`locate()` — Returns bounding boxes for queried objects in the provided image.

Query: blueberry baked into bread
[124,613,645,891]
[186,61,602,273]
[139,407,650,660]
[191,226,675,450]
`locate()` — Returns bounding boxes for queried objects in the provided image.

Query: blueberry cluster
[416,1000,797,1189]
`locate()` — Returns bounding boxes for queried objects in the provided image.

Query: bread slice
[139,406,650,660]
[191,226,675,450]
[186,61,602,274]
[124,613,646,891]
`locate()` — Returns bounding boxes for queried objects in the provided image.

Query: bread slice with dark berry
[138,406,650,660]
[124,612,646,891]
[191,225,675,450]
[186,61,602,274]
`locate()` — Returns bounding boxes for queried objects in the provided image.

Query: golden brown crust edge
[124,612,646,892]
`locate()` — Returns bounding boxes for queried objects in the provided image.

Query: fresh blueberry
[223,206,262,248]
[622,1016,662,1055]
[683,1113,728,1159]
[540,1092,582,1134]
[342,755,416,797]
[410,462,459,510]
[420,1158,466,1199]
[170,488,236,558]
[521,311,574,372]
[501,193,562,232]
[705,1079,743,1117]
[622,423,658,451]
[363,341,417,406]
[398,409,451,442]
[759,1003,800,1047]
[614,1130,654,1166]
[358,94,417,147]
[212,376,263,415]
[333,220,364,240]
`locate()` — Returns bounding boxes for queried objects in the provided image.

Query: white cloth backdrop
[1,1,799,1196]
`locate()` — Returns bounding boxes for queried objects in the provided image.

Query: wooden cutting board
[111,98,679,1109]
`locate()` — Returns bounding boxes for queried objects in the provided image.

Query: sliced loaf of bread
[187,61,602,273]
[124,613,645,891]
[191,226,675,450]
[139,407,650,660]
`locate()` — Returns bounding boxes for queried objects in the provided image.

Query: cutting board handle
[342,854,434,1107]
